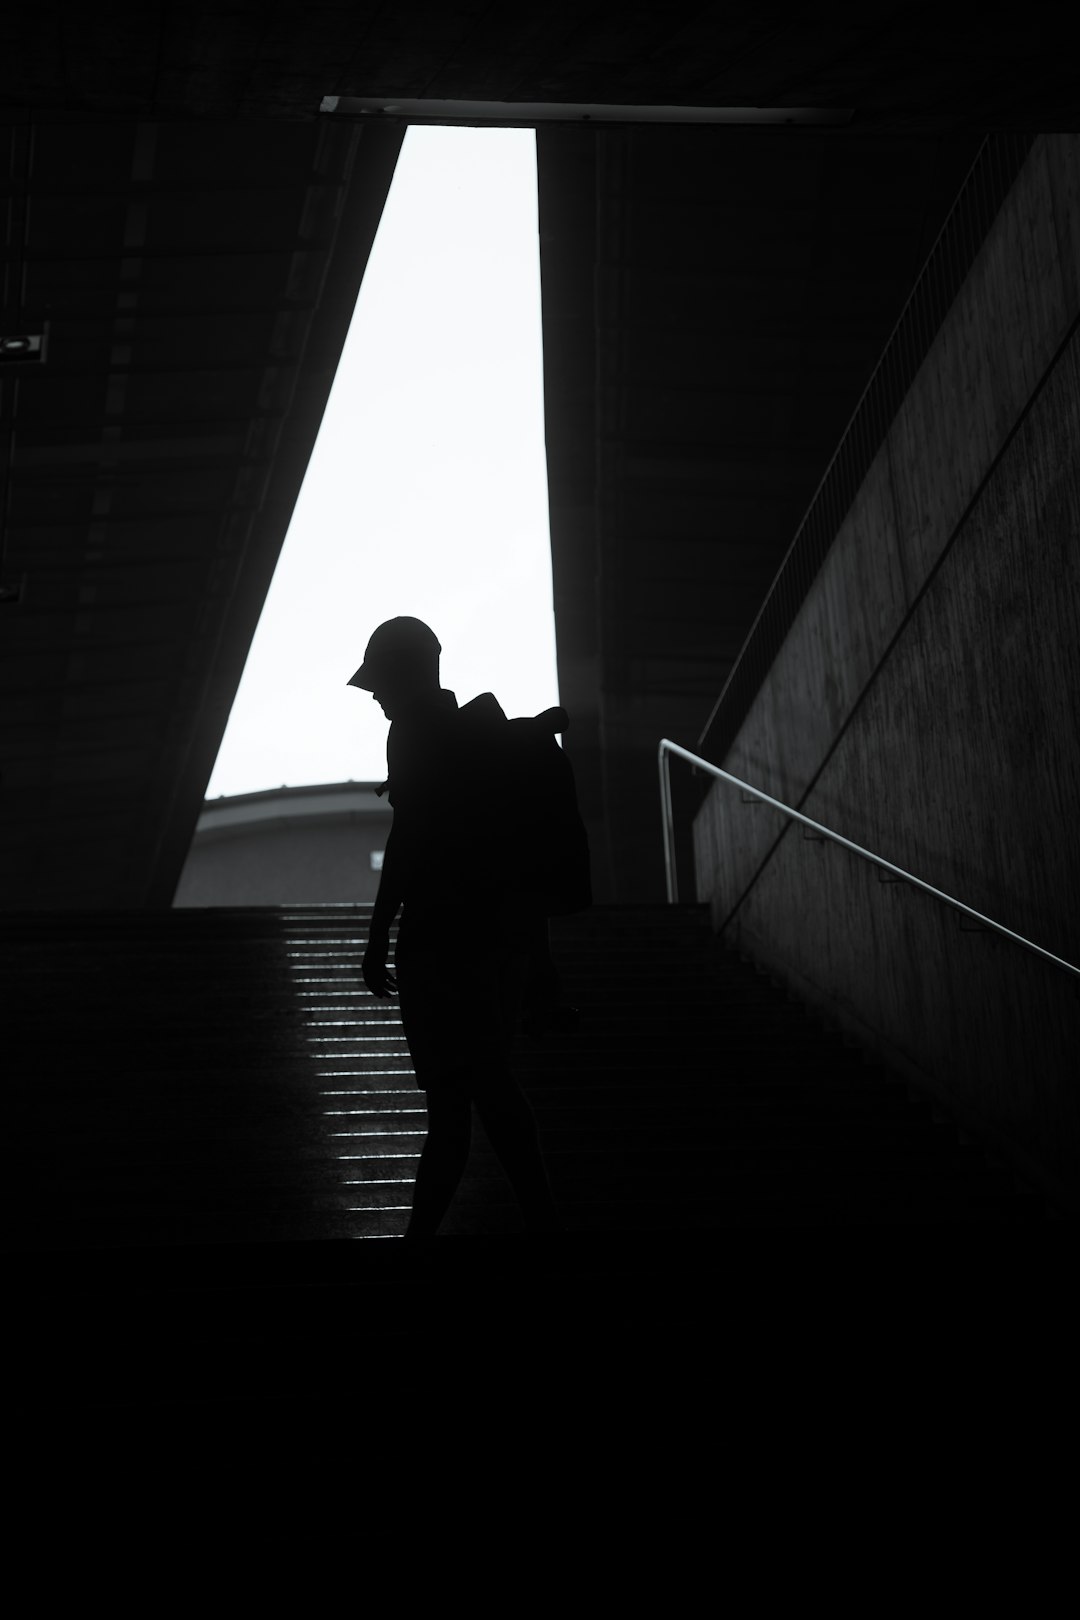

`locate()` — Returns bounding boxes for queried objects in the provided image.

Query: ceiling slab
[1,8,1077,127]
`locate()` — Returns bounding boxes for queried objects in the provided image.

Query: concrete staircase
[4,902,1053,1422]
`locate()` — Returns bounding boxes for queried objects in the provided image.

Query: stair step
[4,903,1048,1276]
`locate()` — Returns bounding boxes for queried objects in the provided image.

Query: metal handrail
[659,738,1080,980]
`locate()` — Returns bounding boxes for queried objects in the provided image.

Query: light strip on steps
[306,1035,409,1043]
[324,1108,427,1116]
[336,1153,421,1160]
[330,1129,428,1137]
[310,1049,411,1062]
[319,1088,418,1096]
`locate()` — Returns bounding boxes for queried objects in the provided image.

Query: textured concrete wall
[538,123,982,903]
[692,135,1080,1212]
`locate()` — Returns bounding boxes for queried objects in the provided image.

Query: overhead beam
[320,97,854,127]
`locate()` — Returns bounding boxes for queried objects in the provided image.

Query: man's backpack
[457,693,592,917]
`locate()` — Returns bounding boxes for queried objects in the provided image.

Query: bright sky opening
[205,126,559,799]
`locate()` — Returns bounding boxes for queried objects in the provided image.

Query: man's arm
[363,827,404,997]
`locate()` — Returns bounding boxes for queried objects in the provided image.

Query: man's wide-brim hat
[347,616,442,690]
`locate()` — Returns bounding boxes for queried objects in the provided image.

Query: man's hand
[362,935,397,998]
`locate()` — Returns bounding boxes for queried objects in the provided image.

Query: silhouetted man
[348,616,563,1240]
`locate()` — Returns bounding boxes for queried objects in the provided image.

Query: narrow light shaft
[206,127,558,798]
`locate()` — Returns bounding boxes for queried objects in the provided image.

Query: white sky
[205,126,560,799]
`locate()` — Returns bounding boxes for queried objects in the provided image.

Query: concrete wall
[692,135,1080,1213]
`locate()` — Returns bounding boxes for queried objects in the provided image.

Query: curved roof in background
[195,783,389,842]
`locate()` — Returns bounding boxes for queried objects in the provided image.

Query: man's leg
[403,1076,472,1240]
[471,1066,563,1233]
